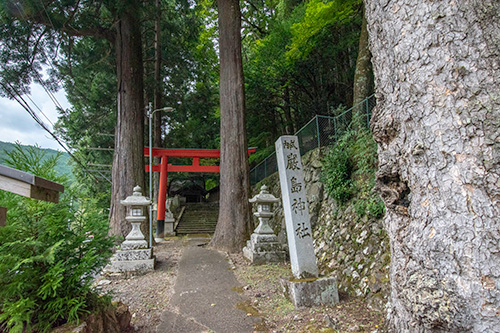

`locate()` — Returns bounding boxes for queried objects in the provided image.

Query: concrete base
[107,258,155,273]
[281,276,339,307]
[243,233,286,265]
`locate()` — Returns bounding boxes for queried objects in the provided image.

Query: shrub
[322,132,355,204]
[0,143,114,332]
[322,128,385,218]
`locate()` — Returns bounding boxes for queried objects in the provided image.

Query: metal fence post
[248,95,375,185]
[315,116,321,148]
[366,97,370,128]
[333,117,337,142]
[264,159,267,179]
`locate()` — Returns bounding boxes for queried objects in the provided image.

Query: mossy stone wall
[252,148,390,311]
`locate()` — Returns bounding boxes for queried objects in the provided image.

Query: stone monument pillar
[276,136,338,307]
[243,185,286,264]
[108,186,155,273]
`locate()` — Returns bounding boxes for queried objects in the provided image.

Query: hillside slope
[0,141,73,179]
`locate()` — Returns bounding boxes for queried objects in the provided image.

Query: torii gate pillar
[145,147,256,238]
[156,156,169,237]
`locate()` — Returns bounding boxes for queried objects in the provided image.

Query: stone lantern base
[107,246,155,273]
[243,233,287,265]
[107,254,155,273]
[107,227,155,273]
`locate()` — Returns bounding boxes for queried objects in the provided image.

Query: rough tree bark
[352,6,373,126]
[109,2,146,238]
[153,0,163,213]
[210,0,253,252]
[364,0,500,331]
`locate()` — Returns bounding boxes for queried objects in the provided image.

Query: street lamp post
[147,103,173,247]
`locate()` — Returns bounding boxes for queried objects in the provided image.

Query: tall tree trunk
[365,0,500,331]
[153,0,163,211]
[210,0,252,252]
[352,6,373,128]
[109,1,146,238]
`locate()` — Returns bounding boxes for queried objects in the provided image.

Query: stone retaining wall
[252,148,390,311]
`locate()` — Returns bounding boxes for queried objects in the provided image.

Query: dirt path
[229,252,385,332]
[97,238,183,332]
[97,237,385,332]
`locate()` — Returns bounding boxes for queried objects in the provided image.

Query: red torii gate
[144,147,256,224]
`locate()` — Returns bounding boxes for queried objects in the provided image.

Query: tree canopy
[0,0,370,225]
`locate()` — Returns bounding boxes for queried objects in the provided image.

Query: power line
[12,1,66,114]
[0,81,112,184]
[34,70,65,111]
[7,1,114,184]
[24,92,55,127]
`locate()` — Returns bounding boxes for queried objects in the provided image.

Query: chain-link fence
[250,94,376,185]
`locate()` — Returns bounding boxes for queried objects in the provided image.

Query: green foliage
[0,141,73,180]
[353,195,385,219]
[322,129,385,218]
[287,0,361,62]
[243,0,363,169]
[322,133,355,204]
[0,143,114,332]
[249,142,275,166]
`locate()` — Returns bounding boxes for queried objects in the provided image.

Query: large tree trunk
[109,1,146,238]
[210,0,252,252]
[364,0,500,331]
[352,7,373,127]
[153,0,163,212]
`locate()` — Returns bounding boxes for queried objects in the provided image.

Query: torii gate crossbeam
[144,147,256,236]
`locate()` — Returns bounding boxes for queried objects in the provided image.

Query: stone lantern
[243,185,286,264]
[250,185,280,234]
[121,185,150,249]
[107,186,155,272]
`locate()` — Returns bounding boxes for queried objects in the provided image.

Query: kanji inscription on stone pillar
[276,136,318,279]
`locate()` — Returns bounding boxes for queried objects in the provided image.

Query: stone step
[175,203,219,235]
[181,215,218,220]
[182,210,218,214]
[177,228,217,232]
[177,221,217,225]
[176,229,215,236]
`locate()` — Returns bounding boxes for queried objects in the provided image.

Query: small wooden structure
[0,164,65,226]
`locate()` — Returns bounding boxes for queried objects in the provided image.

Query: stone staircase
[175,202,219,235]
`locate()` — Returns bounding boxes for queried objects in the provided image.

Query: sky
[0,84,71,151]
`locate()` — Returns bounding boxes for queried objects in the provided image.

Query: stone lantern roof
[120,186,151,206]
[249,185,280,204]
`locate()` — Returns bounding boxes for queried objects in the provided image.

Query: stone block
[243,233,287,265]
[164,217,176,236]
[251,233,279,243]
[107,258,155,273]
[115,248,152,261]
[281,276,339,307]
[243,245,286,265]
[121,240,148,250]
